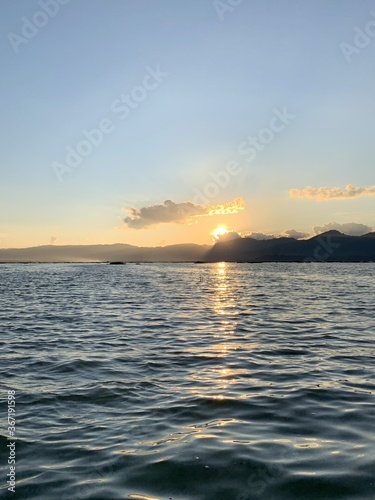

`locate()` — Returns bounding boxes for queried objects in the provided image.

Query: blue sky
[1,0,374,247]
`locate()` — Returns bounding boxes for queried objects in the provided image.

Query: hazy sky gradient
[1,0,374,247]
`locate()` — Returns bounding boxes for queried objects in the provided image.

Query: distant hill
[0,243,211,263]
[206,231,375,262]
[0,232,374,263]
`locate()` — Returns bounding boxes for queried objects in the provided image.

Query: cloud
[123,197,245,229]
[247,230,308,240]
[289,184,375,200]
[313,222,373,236]
[214,230,241,243]
[243,232,275,240]
[207,197,246,215]
[279,229,310,239]
[50,236,58,245]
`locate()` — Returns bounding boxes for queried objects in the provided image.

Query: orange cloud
[289,184,375,200]
[123,197,245,229]
[208,197,246,215]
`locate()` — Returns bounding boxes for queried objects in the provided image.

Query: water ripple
[0,263,374,499]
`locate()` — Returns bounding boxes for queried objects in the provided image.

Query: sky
[1,0,375,248]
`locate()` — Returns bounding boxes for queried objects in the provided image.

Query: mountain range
[206,230,375,262]
[0,231,374,263]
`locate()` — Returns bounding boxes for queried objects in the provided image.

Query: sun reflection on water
[213,262,234,318]
[189,263,259,405]
[193,263,240,400]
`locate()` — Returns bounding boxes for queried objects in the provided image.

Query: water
[0,263,374,500]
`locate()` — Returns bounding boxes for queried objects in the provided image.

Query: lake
[0,263,374,499]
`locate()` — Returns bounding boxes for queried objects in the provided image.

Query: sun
[212,225,228,241]
[213,226,228,238]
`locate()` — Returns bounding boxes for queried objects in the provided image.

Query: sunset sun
[212,225,228,241]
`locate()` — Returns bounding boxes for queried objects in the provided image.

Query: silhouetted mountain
[0,243,211,263]
[311,229,344,238]
[0,232,374,263]
[207,231,375,262]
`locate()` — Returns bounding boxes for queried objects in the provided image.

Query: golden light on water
[189,262,259,406]
[214,262,229,313]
